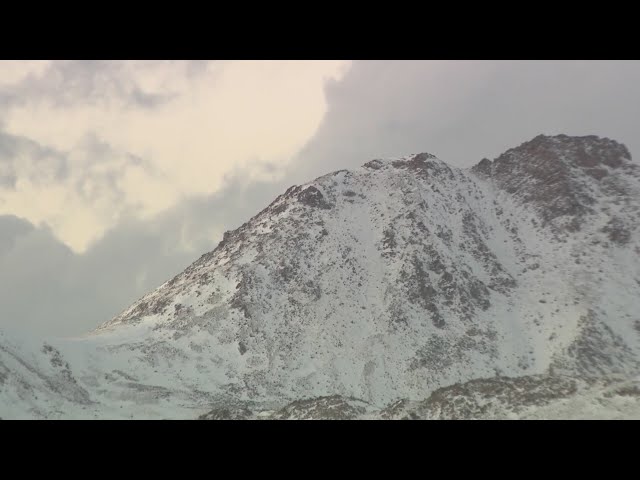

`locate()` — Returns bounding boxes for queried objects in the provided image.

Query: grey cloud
[0,212,197,338]
[0,129,164,213]
[0,131,69,188]
[129,87,176,109]
[0,60,213,111]
[0,171,16,188]
[70,133,162,208]
[0,214,34,253]
[288,60,640,184]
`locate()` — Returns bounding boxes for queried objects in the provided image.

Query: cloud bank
[0,60,350,252]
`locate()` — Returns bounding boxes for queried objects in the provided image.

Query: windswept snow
[1,134,639,419]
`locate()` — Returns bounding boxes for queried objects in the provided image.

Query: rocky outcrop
[2,134,639,419]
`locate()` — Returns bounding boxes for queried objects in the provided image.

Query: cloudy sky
[1,60,638,338]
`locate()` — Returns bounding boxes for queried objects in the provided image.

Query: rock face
[472,134,637,233]
[1,134,639,419]
[373,374,640,420]
[196,376,640,420]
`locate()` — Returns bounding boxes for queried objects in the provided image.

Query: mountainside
[2,134,639,419]
[197,374,640,420]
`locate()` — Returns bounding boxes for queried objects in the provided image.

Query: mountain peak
[505,134,631,167]
[362,152,439,169]
[473,134,632,174]
[6,133,636,419]
[472,134,636,232]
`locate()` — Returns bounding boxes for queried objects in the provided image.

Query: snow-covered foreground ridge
[1,134,639,419]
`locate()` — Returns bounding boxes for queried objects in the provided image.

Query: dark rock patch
[297,186,332,209]
[271,395,367,420]
[198,406,253,420]
[363,159,384,170]
[600,217,631,245]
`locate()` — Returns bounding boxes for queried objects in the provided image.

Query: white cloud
[0,60,52,86]
[0,60,351,252]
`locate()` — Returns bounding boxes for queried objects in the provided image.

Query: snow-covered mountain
[1,134,639,419]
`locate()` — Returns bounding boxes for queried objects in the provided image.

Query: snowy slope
[197,375,640,420]
[0,331,92,419]
[370,374,640,420]
[1,134,639,419]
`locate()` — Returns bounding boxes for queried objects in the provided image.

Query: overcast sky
[1,60,638,338]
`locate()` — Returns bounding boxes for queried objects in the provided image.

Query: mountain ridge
[1,134,639,419]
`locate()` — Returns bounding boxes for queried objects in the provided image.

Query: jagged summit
[474,134,632,173]
[87,134,638,405]
[473,134,638,233]
[1,134,639,419]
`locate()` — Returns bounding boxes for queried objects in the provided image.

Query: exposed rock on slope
[197,375,640,420]
[373,374,640,420]
[1,134,639,419]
